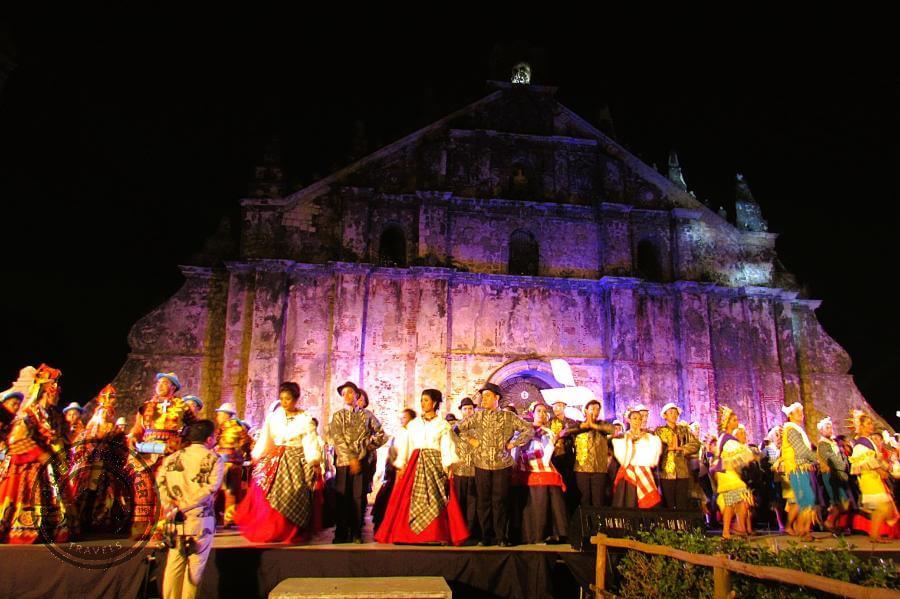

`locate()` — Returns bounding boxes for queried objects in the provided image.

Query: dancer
[71,384,130,533]
[780,402,819,541]
[456,383,533,547]
[849,410,899,542]
[213,402,252,527]
[711,406,753,539]
[330,381,385,543]
[0,364,77,544]
[514,402,568,544]
[127,372,195,539]
[372,408,415,530]
[611,405,662,509]
[375,389,468,545]
[567,400,615,508]
[61,402,85,446]
[235,382,321,543]
[817,416,853,533]
[655,402,700,510]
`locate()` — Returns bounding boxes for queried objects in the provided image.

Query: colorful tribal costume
[712,406,753,538]
[70,384,130,533]
[126,372,195,538]
[816,416,853,532]
[213,403,251,527]
[0,364,77,544]
[848,410,899,540]
[780,402,819,541]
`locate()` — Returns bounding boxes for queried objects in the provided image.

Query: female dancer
[712,406,754,539]
[780,402,819,541]
[849,410,899,541]
[375,389,468,545]
[235,382,321,543]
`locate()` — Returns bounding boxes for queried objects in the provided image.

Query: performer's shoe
[476,539,494,547]
[498,540,514,547]
[351,536,363,544]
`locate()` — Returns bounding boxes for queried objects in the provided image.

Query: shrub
[613,529,899,599]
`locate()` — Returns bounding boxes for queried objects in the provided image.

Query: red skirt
[851,512,900,539]
[374,449,469,545]
[235,481,309,543]
[0,448,75,544]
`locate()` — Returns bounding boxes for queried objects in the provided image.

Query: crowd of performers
[1,364,899,551]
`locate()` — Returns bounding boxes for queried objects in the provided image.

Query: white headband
[781,402,803,417]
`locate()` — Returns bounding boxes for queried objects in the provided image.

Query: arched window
[636,239,662,282]
[508,229,539,276]
[378,225,407,267]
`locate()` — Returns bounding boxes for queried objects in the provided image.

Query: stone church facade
[113,79,876,441]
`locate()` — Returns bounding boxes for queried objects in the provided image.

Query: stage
[0,525,591,599]
[0,527,897,599]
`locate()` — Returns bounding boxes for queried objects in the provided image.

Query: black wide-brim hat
[479,382,503,397]
[336,381,360,396]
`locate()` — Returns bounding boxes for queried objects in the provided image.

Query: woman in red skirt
[375,389,469,545]
[235,382,322,543]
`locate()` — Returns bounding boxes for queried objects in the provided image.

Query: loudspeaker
[569,506,705,550]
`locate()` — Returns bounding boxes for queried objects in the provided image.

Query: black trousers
[575,472,607,508]
[521,485,568,543]
[475,466,511,542]
[660,477,691,509]
[551,453,577,514]
[334,465,364,540]
[453,475,479,537]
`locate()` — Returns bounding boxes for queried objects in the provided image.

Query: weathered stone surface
[112,80,887,440]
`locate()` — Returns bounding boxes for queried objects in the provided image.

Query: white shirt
[251,407,321,464]
[612,431,662,468]
[393,414,458,471]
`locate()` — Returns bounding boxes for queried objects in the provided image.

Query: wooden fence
[591,534,900,599]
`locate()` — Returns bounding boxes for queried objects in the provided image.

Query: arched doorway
[488,358,561,413]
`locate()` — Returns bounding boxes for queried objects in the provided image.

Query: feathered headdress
[23,363,62,409]
[95,384,117,407]
[717,405,735,434]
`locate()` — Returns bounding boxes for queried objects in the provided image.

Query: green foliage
[614,529,900,599]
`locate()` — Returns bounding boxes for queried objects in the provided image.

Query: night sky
[1,22,896,428]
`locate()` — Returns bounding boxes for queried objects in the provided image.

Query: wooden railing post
[713,554,732,599]
[593,534,608,598]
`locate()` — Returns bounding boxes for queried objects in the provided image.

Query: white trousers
[162,515,215,599]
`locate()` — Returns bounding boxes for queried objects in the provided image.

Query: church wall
[113,261,885,441]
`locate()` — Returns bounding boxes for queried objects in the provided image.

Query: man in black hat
[456,383,533,546]
[329,381,385,543]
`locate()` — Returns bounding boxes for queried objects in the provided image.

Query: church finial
[511,62,532,85]
[734,173,768,232]
[667,150,688,191]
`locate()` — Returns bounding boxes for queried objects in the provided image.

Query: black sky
[1,20,897,427]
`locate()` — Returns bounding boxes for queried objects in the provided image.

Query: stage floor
[0,524,897,599]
